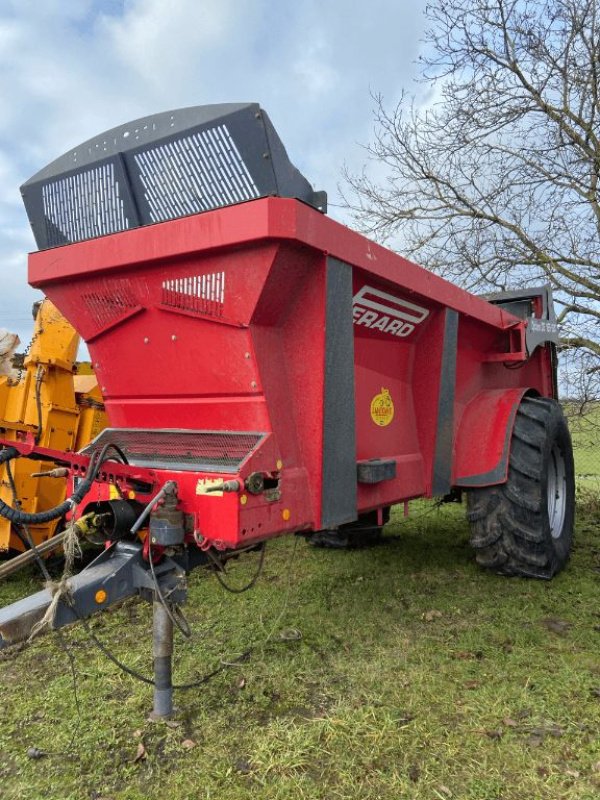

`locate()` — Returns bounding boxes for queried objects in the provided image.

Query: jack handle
[30,467,69,478]
[204,480,241,493]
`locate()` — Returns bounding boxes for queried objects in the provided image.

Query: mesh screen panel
[42,162,129,246]
[82,278,139,328]
[134,125,259,222]
[22,104,326,250]
[82,429,266,473]
[161,272,225,317]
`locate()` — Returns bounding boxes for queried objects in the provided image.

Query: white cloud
[292,36,340,99]
[104,0,239,88]
[0,0,426,344]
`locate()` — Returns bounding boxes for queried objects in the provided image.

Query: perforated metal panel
[82,428,266,473]
[42,163,129,246]
[135,125,258,222]
[161,272,225,317]
[82,278,139,329]
[22,103,327,250]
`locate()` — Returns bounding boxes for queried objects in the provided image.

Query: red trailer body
[26,196,554,550]
[0,104,574,718]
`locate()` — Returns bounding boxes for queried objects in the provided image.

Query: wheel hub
[547,443,567,539]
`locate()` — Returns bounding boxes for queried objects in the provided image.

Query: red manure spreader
[0,104,574,716]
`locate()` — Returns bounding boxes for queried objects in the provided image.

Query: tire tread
[467,397,574,579]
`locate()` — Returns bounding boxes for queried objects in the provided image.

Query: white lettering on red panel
[352,285,429,338]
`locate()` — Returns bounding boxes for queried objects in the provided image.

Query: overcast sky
[0,0,426,346]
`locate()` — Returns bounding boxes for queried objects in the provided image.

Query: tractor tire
[466,396,575,579]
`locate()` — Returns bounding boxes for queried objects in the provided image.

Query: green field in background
[563,403,600,487]
[1,502,599,800]
[0,404,597,799]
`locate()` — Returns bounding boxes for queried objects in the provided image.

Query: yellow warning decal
[370,387,394,427]
[196,478,223,497]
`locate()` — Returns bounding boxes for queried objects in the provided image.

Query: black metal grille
[82,429,266,473]
[42,162,129,246]
[135,125,258,222]
[22,103,327,250]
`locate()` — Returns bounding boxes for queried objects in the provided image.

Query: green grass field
[0,496,599,800]
[565,403,600,491]
[0,404,599,800]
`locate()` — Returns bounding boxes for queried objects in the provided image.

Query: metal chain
[8,327,42,386]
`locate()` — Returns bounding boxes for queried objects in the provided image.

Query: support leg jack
[151,597,174,719]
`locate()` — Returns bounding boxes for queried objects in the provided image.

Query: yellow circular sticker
[370,387,394,427]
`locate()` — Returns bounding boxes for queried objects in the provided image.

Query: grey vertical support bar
[152,599,174,719]
[432,309,459,496]
[321,257,357,528]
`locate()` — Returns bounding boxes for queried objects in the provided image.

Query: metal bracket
[485,285,559,356]
[0,542,186,648]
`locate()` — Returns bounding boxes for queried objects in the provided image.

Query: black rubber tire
[466,396,575,579]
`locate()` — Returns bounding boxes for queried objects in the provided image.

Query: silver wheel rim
[547,443,567,539]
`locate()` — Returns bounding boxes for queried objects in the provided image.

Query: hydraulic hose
[0,446,92,524]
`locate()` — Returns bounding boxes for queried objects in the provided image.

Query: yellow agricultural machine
[0,298,107,557]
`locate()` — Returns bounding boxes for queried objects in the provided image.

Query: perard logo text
[352,285,430,338]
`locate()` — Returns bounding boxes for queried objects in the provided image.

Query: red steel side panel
[29,198,520,332]
[27,197,555,545]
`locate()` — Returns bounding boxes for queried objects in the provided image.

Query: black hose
[0,446,92,524]
[88,442,129,472]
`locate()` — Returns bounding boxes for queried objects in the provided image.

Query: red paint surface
[18,198,554,548]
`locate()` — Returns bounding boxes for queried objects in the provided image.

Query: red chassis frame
[3,197,555,551]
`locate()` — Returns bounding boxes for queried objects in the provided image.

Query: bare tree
[344,0,600,365]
